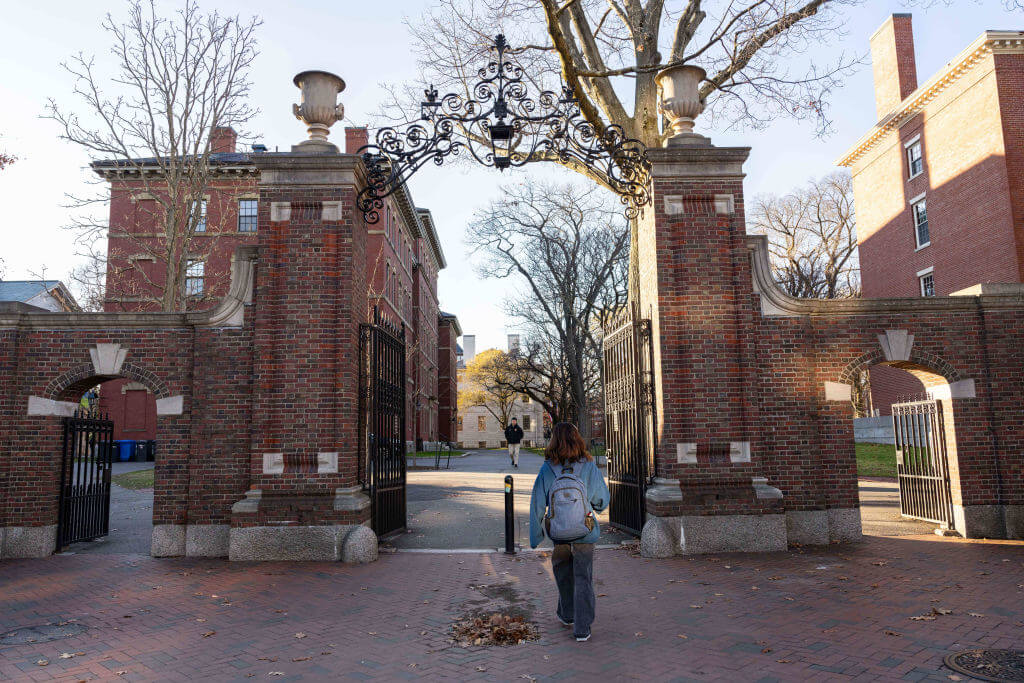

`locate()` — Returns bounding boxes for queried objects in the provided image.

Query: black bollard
[504,475,515,554]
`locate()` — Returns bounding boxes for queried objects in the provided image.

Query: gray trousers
[551,543,595,638]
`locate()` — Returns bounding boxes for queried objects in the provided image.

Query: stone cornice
[416,208,446,270]
[94,164,257,180]
[647,145,751,178]
[837,31,1024,168]
[0,246,257,330]
[746,235,1024,317]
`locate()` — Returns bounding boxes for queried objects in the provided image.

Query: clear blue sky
[0,1,1019,351]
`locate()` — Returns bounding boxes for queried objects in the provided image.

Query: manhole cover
[0,623,87,646]
[944,649,1024,682]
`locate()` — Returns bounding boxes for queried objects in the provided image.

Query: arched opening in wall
[848,360,959,538]
[54,376,160,556]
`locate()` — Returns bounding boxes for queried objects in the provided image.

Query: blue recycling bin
[113,440,136,462]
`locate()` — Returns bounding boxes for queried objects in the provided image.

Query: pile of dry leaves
[451,612,539,647]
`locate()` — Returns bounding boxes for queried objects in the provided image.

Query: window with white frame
[477,415,486,431]
[192,199,207,232]
[185,259,205,296]
[918,267,935,297]
[912,196,929,248]
[905,137,923,178]
[522,415,532,430]
[238,199,257,232]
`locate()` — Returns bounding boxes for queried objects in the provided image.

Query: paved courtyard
[394,450,632,550]
[2,535,1023,681]
[18,453,1016,681]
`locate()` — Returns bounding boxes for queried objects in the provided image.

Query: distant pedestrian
[504,418,524,467]
[529,422,609,642]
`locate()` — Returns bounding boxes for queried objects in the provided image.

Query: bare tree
[458,348,520,429]
[466,181,629,437]
[383,0,861,296]
[747,171,859,299]
[67,247,108,312]
[47,0,260,312]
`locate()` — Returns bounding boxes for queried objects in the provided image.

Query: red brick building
[95,126,456,447]
[837,15,1024,414]
[437,312,461,443]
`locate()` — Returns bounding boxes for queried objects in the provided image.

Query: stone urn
[655,64,709,147]
[292,70,346,152]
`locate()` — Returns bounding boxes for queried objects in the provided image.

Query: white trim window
[911,195,929,248]
[905,136,924,179]
[192,199,207,232]
[185,259,205,296]
[238,199,258,232]
[917,267,935,297]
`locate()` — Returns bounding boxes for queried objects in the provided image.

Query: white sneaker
[575,632,591,642]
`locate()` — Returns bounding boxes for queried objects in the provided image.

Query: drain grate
[945,649,1024,682]
[0,622,87,646]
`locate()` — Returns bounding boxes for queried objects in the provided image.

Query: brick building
[95,126,456,447]
[837,15,1024,414]
[437,312,461,443]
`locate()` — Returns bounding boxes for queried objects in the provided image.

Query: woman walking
[529,422,610,642]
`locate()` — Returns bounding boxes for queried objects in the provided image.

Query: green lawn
[525,445,606,459]
[856,442,897,478]
[112,468,154,489]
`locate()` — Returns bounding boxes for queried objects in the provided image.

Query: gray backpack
[544,463,594,542]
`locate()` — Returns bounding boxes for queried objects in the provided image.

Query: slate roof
[0,280,64,302]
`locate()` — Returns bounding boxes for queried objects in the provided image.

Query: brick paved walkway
[1,535,1022,681]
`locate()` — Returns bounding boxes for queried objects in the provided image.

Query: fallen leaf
[196,618,207,622]
[36,660,48,666]
[761,648,772,654]
[677,634,688,639]
[909,615,936,621]
[116,671,127,676]
[295,632,307,638]
[269,673,284,677]
[968,612,985,618]
[776,659,792,664]
[258,657,279,662]
[292,657,311,662]
[202,631,216,638]
[597,593,607,597]
[884,630,902,637]
[690,605,702,609]
[932,607,952,616]
[634,631,644,638]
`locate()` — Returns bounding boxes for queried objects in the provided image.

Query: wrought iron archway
[357,34,651,224]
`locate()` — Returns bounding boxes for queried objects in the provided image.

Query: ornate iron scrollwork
[357,34,651,224]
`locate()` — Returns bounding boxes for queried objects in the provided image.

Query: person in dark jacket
[504,418,524,467]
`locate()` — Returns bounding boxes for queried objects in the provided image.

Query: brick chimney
[345,127,369,154]
[870,14,918,120]
[209,126,237,154]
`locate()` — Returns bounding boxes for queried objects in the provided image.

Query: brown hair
[544,422,591,466]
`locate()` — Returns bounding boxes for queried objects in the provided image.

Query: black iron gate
[57,409,114,550]
[892,398,954,527]
[359,308,408,538]
[602,302,656,536]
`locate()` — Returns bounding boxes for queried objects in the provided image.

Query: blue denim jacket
[529,459,610,548]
